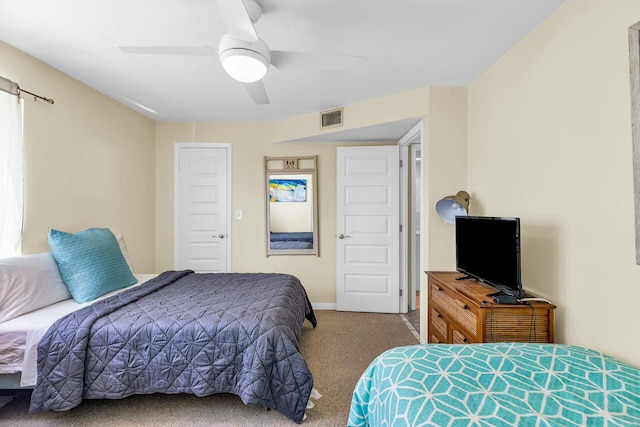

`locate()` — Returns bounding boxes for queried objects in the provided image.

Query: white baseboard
[311,303,336,310]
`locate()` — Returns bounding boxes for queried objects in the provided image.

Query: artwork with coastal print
[269,179,307,202]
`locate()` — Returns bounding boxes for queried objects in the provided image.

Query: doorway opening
[399,122,422,337]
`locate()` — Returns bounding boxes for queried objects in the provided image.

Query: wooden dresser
[426,271,555,344]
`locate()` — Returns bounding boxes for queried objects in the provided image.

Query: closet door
[175,144,231,273]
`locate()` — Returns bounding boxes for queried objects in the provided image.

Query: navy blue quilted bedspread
[270,232,313,243]
[30,270,317,424]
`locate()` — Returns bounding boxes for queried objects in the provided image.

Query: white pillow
[115,234,134,274]
[0,252,72,323]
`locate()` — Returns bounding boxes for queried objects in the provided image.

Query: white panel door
[175,145,230,272]
[336,145,400,313]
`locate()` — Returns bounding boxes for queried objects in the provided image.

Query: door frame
[398,121,423,313]
[174,143,233,272]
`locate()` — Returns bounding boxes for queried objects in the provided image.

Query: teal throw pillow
[48,228,137,303]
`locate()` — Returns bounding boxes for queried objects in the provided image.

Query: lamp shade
[435,191,470,224]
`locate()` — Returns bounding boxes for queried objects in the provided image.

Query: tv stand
[426,271,555,344]
[455,274,473,281]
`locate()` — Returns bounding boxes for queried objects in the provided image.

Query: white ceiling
[0,0,565,128]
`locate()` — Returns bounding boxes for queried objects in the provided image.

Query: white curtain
[0,91,24,258]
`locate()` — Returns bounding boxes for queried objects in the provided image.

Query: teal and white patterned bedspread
[349,343,640,427]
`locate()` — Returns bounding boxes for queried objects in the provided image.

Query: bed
[0,228,318,424]
[0,272,159,390]
[270,232,314,250]
[349,343,640,427]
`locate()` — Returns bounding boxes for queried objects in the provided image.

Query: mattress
[0,273,158,386]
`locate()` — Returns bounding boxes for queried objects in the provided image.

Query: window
[0,91,24,258]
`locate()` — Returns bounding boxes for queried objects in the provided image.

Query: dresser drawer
[430,308,447,339]
[452,328,473,344]
[430,282,478,338]
[453,298,477,338]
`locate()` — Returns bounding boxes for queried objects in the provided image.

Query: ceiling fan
[120,0,366,105]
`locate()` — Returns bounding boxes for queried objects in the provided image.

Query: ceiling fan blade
[119,46,217,56]
[214,0,259,42]
[270,51,367,71]
[242,80,269,104]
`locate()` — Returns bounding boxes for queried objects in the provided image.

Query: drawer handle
[454,299,469,310]
[463,338,469,343]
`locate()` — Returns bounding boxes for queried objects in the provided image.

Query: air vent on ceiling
[320,107,343,129]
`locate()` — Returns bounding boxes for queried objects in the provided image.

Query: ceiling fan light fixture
[220,48,269,83]
[219,35,271,83]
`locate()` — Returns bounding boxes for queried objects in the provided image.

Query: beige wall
[1,41,157,273]
[155,122,340,304]
[154,89,434,305]
[468,0,640,365]
[424,87,468,271]
[419,87,468,338]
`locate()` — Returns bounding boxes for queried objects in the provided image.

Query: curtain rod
[18,87,54,104]
[0,75,54,104]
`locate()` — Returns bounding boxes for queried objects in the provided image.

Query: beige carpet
[0,310,419,426]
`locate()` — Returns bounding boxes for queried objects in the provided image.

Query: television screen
[455,216,523,298]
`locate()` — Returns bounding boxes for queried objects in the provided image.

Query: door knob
[213,234,225,239]
[337,234,351,239]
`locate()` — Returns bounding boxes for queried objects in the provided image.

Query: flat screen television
[455,216,524,298]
